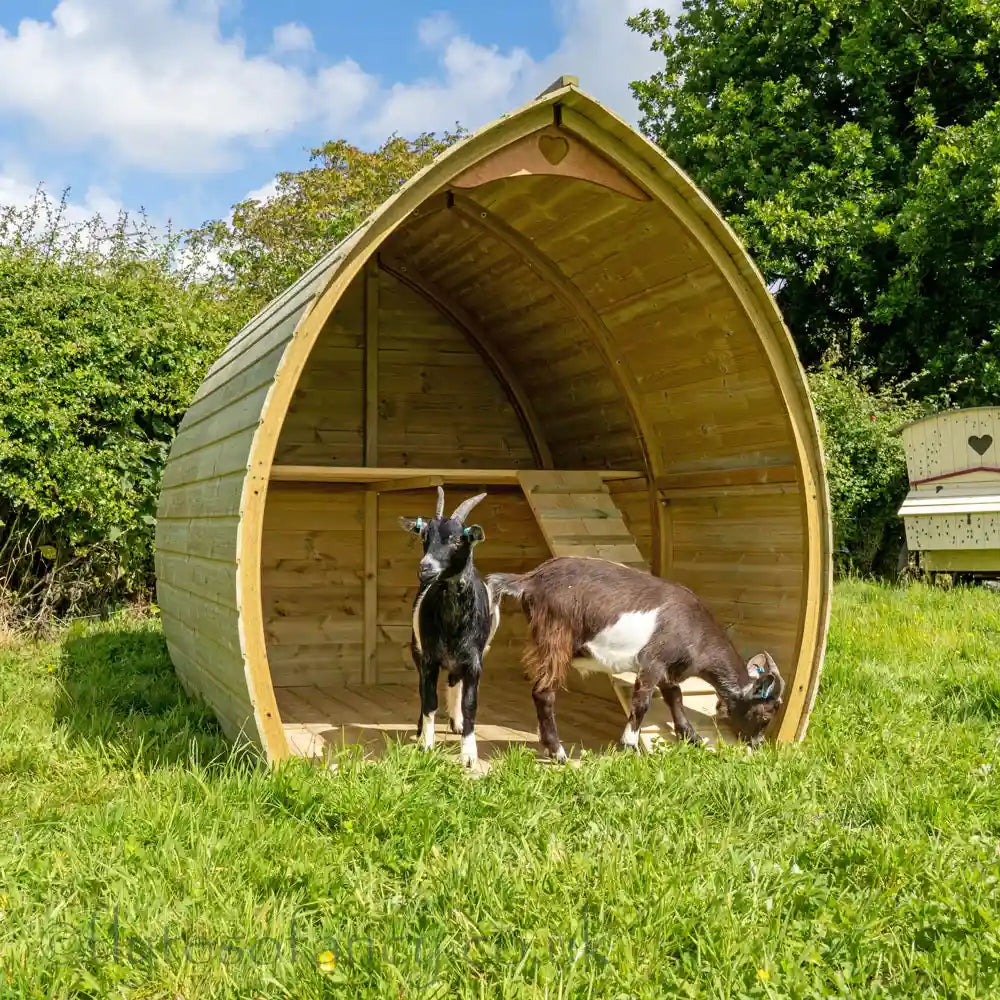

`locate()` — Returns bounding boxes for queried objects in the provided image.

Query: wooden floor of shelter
[276,671,734,767]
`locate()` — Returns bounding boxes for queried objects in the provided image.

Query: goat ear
[398,516,425,536]
[463,524,485,545]
[746,651,784,702]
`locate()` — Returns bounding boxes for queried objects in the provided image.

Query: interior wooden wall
[380,173,804,678]
[263,170,808,706]
[263,268,548,691]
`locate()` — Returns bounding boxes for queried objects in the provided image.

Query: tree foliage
[0,195,234,622]
[189,130,464,320]
[629,0,1000,404]
[807,362,926,575]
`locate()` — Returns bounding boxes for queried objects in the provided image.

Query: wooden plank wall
[260,485,365,688]
[668,491,803,671]
[156,273,325,745]
[901,409,1000,483]
[274,275,365,466]
[470,176,807,681]
[261,485,546,691]
[376,270,536,468]
[381,214,643,471]
[263,262,545,693]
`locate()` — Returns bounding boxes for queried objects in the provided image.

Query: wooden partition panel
[376,272,536,469]
[261,485,365,688]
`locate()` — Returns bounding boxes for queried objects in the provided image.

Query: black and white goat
[399,487,500,767]
[487,556,785,761]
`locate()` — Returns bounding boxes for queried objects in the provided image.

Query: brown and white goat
[487,556,785,761]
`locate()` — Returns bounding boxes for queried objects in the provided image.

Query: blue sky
[0,0,671,232]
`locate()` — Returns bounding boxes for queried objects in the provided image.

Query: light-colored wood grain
[451,125,649,201]
[269,466,642,484]
[364,261,379,466]
[919,549,1000,572]
[275,671,629,762]
[898,408,1000,574]
[449,192,665,574]
[154,80,831,762]
[378,253,553,469]
[363,491,378,684]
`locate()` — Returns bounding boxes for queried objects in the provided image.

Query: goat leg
[417,662,440,751]
[657,679,704,746]
[458,658,482,767]
[446,675,464,735]
[620,675,658,752]
[531,681,567,764]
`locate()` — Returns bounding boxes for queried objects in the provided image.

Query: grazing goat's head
[717,651,785,748]
[399,487,487,586]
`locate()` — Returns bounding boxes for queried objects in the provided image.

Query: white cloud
[363,21,531,140]
[0,0,671,184]
[272,22,314,55]
[536,0,669,119]
[353,0,669,142]
[316,59,379,132]
[0,0,366,173]
[245,177,280,204]
[417,12,457,48]
[0,166,122,224]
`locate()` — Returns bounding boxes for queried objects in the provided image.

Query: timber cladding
[155,79,832,763]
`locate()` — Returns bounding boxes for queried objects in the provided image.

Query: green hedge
[807,362,926,576]
[0,246,234,622]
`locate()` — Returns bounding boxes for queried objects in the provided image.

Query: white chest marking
[582,609,659,674]
[412,588,429,655]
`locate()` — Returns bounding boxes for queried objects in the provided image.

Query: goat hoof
[550,747,568,765]
[677,728,704,747]
[617,740,641,754]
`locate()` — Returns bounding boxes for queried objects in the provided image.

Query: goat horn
[435,486,445,519]
[451,492,486,523]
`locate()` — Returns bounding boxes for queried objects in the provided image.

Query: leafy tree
[189,130,464,320]
[807,361,925,575]
[0,195,234,623]
[629,1,1000,403]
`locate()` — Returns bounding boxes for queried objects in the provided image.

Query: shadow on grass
[933,675,1000,724]
[54,621,235,770]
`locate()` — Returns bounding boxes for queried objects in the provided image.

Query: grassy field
[1,580,999,999]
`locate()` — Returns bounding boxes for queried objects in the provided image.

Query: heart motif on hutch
[968,434,993,456]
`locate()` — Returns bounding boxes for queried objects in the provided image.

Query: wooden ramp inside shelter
[517,471,733,749]
[517,470,648,569]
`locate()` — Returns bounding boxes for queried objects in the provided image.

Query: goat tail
[485,572,527,603]
[523,605,573,692]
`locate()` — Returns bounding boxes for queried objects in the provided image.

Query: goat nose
[419,555,441,579]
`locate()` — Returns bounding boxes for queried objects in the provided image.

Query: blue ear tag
[416,518,423,531]
[462,526,471,538]
[759,679,774,700]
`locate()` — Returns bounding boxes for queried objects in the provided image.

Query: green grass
[1,581,1000,999]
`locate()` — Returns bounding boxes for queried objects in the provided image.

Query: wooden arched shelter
[155,77,832,763]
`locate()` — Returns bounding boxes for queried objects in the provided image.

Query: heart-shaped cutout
[539,135,569,165]
[968,434,993,456]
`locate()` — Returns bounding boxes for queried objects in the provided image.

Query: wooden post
[364,262,380,467]
[362,262,380,685]
[363,491,378,685]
